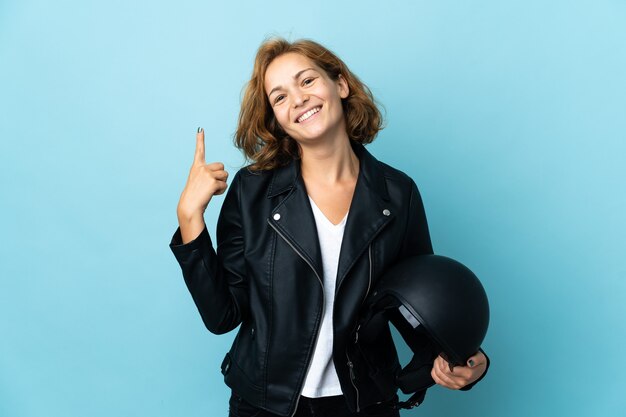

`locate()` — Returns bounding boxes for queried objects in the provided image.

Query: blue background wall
[1,1,625,416]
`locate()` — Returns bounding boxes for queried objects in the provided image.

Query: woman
[170,37,488,417]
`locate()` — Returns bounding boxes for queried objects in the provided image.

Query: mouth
[295,106,322,123]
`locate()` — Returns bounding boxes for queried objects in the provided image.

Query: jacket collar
[267,141,390,201]
[266,142,394,292]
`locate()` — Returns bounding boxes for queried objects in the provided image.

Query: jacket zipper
[346,353,359,412]
[344,244,373,413]
[355,244,373,343]
[267,220,325,417]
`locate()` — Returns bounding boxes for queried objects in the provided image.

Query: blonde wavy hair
[235,37,385,171]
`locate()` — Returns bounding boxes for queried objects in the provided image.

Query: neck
[299,138,359,185]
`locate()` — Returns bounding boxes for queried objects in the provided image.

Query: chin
[291,125,342,144]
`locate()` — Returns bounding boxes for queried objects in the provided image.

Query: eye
[274,94,285,104]
[303,77,315,86]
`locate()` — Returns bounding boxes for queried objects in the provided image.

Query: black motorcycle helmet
[357,254,490,408]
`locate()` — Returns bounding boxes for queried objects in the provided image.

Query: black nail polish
[197,127,202,133]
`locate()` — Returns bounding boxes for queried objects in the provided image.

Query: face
[264,52,349,145]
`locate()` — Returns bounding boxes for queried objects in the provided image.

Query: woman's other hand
[176,127,229,243]
[431,351,487,390]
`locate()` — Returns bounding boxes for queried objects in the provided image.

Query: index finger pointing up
[194,127,205,164]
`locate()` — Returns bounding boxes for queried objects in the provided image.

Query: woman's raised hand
[176,128,229,243]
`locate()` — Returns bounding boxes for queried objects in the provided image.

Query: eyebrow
[268,67,317,97]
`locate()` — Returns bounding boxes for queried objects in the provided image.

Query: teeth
[297,107,321,123]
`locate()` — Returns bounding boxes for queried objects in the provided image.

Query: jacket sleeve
[400,179,490,390]
[169,170,248,335]
[399,179,434,258]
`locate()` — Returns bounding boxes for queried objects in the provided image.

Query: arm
[401,179,490,390]
[169,170,249,334]
[399,179,434,258]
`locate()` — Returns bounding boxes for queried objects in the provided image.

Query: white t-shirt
[300,196,348,397]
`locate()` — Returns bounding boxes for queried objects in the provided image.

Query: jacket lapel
[265,142,394,289]
[335,143,394,292]
[267,160,324,281]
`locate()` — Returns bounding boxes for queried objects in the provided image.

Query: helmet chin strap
[387,308,439,409]
[393,337,438,409]
[395,389,428,410]
[358,297,441,410]
[396,348,437,393]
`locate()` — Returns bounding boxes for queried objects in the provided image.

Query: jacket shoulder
[377,160,416,187]
[229,164,279,200]
[233,165,274,182]
[235,164,270,177]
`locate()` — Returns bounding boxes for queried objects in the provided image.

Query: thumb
[467,353,483,368]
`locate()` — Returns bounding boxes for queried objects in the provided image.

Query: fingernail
[468,359,475,367]
[197,127,203,133]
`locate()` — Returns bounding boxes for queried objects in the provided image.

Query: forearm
[170,171,248,334]
[170,225,247,334]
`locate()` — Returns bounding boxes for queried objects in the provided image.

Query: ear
[337,74,350,99]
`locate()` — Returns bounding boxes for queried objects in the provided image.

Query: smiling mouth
[296,106,322,123]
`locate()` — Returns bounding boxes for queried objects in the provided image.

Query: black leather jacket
[169,142,485,416]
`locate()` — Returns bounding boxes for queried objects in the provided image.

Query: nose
[292,91,309,107]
